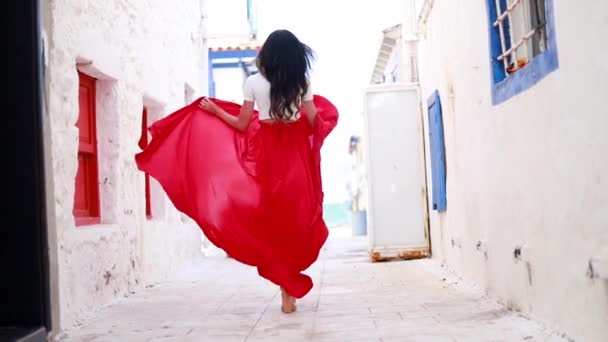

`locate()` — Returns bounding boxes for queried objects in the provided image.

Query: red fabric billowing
[135,95,338,298]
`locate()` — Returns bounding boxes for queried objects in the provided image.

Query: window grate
[497,28,536,62]
[492,0,547,73]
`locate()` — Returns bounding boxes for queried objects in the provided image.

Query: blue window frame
[427,90,447,212]
[486,0,559,105]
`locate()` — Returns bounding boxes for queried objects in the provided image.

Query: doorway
[1,0,51,341]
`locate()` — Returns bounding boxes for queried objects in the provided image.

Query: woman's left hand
[199,98,220,114]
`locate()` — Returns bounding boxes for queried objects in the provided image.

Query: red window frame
[73,71,101,225]
[139,107,152,219]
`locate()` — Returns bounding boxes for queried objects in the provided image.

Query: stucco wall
[415,1,608,341]
[214,67,247,104]
[42,0,208,332]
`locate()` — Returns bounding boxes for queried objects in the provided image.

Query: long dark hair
[256,30,314,120]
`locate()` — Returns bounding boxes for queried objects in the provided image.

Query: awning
[370,24,401,84]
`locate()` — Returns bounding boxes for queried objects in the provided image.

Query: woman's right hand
[199,98,220,115]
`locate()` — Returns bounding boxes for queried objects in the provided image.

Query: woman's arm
[200,98,255,132]
[302,100,318,126]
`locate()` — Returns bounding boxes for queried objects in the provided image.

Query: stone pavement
[61,228,567,341]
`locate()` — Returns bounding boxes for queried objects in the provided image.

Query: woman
[135,30,338,313]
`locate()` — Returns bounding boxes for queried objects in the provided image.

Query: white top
[243,73,313,121]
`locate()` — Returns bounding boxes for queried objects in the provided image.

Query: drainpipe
[403,0,420,83]
[403,0,417,39]
[418,0,435,35]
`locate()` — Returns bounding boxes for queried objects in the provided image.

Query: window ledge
[491,45,559,105]
[143,218,169,228]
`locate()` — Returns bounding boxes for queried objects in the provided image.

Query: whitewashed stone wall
[42,0,208,333]
[413,1,608,341]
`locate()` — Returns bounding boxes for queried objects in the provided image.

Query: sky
[207,0,408,203]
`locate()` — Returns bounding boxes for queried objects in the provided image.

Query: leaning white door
[363,83,430,261]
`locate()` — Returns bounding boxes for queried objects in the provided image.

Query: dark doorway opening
[1,0,51,341]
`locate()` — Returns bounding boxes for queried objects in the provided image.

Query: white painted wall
[414,1,608,341]
[214,67,247,104]
[42,0,208,333]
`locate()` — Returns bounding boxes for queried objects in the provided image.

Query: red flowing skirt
[135,95,338,298]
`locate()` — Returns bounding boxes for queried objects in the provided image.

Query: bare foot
[280,287,296,313]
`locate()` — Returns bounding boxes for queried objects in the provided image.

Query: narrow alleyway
[62,228,566,342]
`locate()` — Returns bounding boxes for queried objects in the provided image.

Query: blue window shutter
[427,90,447,212]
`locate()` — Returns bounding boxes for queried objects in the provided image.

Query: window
[486,0,559,105]
[138,107,152,218]
[74,71,101,225]
[427,90,447,212]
